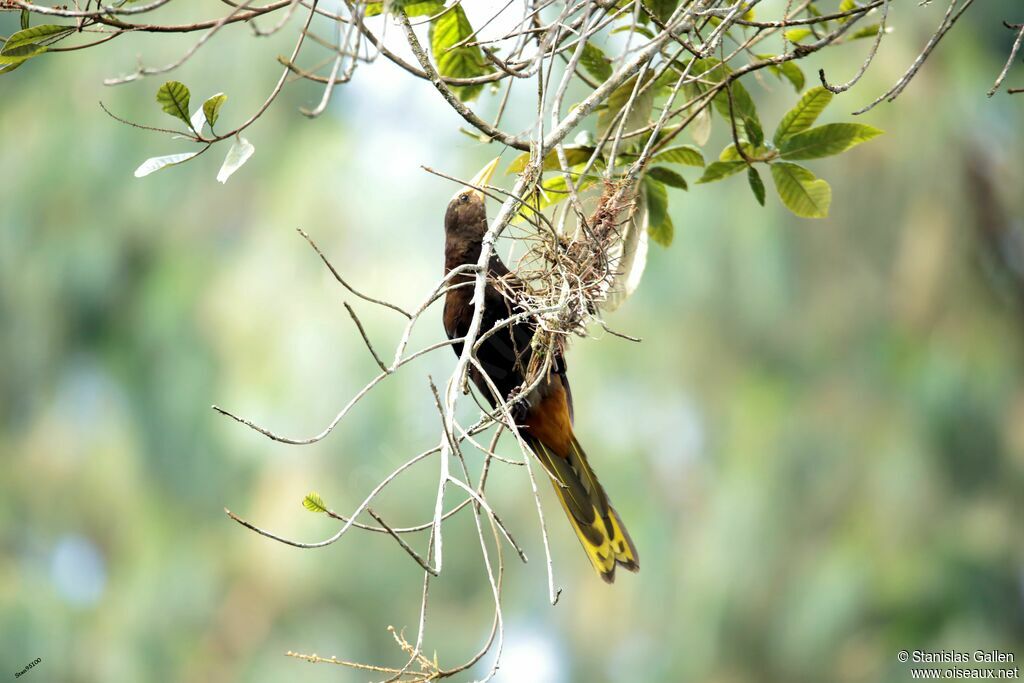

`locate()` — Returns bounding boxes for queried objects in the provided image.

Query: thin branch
[988,21,1024,97]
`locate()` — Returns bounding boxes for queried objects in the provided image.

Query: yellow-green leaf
[202,93,227,128]
[838,0,858,21]
[770,162,831,218]
[0,60,26,74]
[652,144,704,167]
[778,61,806,93]
[784,27,812,42]
[779,123,882,160]
[402,0,445,16]
[505,146,594,174]
[850,23,885,40]
[697,160,746,183]
[514,168,600,222]
[0,43,44,65]
[302,491,328,513]
[719,142,757,161]
[773,86,832,145]
[365,0,443,17]
[758,54,806,93]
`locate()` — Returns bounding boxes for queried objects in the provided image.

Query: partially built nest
[499,176,640,345]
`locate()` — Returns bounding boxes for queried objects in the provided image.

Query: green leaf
[779,122,882,160]
[719,142,757,161]
[302,491,328,513]
[652,144,704,167]
[505,146,594,174]
[156,81,193,128]
[0,43,45,65]
[773,86,832,145]
[770,162,831,218]
[0,24,74,68]
[838,0,858,21]
[20,10,30,30]
[365,0,443,17]
[839,0,858,12]
[686,83,712,145]
[2,24,73,54]
[648,166,687,190]
[643,0,679,23]
[652,65,683,94]
[202,93,227,128]
[596,73,655,144]
[850,23,884,40]
[402,0,445,16]
[610,24,656,40]
[644,178,673,247]
[133,152,200,178]
[747,166,765,206]
[514,167,600,222]
[712,78,760,131]
[536,172,599,206]
[744,116,764,148]
[429,6,492,102]
[580,41,612,81]
[778,61,806,93]
[758,54,806,93]
[217,137,255,183]
[692,58,762,133]
[784,27,812,42]
[697,160,746,183]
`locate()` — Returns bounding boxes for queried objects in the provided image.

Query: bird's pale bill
[453,156,500,203]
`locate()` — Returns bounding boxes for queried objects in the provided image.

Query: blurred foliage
[1,4,1024,683]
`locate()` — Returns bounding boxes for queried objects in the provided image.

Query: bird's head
[444,157,500,242]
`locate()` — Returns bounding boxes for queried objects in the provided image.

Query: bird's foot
[504,387,529,425]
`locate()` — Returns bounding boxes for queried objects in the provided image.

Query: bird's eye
[459,193,469,203]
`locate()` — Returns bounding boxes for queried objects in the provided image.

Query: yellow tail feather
[527,436,639,583]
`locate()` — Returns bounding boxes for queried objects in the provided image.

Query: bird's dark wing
[443,259,536,405]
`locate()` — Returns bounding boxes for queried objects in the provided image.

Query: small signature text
[14,658,41,679]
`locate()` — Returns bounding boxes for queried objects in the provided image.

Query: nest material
[506,178,640,340]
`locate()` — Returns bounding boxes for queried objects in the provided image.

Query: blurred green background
[1,3,1023,682]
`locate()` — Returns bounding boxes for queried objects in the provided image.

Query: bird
[441,158,639,583]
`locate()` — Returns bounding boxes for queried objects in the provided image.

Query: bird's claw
[505,387,529,424]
